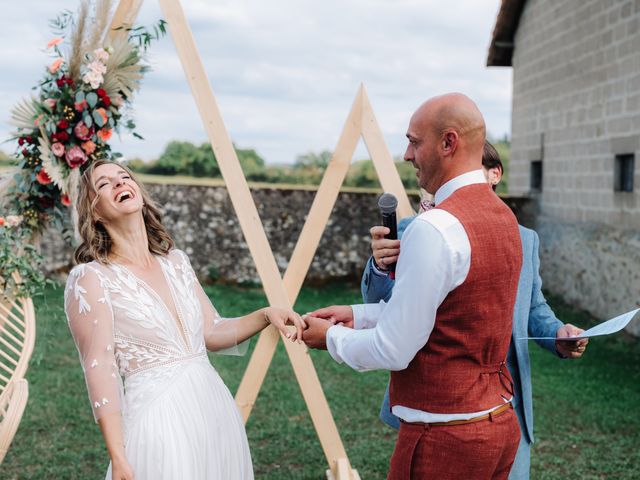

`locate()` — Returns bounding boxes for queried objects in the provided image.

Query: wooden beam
[157,1,359,478]
[107,0,144,42]
[360,86,414,219]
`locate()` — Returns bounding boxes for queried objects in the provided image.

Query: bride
[64,160,306,480]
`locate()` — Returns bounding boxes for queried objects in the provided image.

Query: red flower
[0,217,4,227]
[38,196,55,210]
[74,121,91,141]
[21,148,28,157]
[36,169,52,185]
[56,78,65,88]
[65,77,74,86]
[56,131,69,142]
[61,194,72,207]
[57,119,69,130]
[26,136,33,144]
[18,137,25,146]
[102,95,111,107]
[97,88,106,97]
[65,145,88,169]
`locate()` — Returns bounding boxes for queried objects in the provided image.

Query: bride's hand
[112,457,135,480]
[264,307,307,343]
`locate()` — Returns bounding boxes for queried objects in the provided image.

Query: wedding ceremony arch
[110,1,415,478]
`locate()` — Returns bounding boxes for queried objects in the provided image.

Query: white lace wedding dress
[64,249,253,479]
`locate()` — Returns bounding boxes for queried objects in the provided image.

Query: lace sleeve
[64,264,123,422]
[174,250,249,356]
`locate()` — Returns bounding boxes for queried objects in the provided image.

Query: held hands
[370,226,400,271]
[555,323,589,359]
[302,305,354,350]
[262,304,353,350]
[264,307,307,343]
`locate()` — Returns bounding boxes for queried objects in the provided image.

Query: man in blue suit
[361,142,588,479]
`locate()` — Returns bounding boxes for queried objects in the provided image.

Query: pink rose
[73,121,91,141]
[51,142,65,157]
[6,215,22,227]
[43,98,57,110]
[74,99,88,112]
[65,145,88,169]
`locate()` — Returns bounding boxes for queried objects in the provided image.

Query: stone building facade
[488,0,640,334]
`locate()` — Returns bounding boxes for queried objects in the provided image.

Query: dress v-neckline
[110,256,191,352]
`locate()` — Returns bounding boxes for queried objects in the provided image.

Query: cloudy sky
[1,0,512,164]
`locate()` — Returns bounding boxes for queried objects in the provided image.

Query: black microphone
[377,193,398,279]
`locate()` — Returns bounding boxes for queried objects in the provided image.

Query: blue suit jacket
[360,218,562,444]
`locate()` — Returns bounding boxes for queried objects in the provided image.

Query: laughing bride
[64,160,306,480]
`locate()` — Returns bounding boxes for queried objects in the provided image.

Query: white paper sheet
[521,308,640,341]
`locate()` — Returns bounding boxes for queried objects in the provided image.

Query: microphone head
[378,193,398,214]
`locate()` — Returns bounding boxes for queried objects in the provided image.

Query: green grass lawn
[2,284,639,479]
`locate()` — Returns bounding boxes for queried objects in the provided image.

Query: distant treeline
[0,138,509,193]
[126,139,510,192]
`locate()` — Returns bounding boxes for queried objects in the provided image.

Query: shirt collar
[434,169,487,205]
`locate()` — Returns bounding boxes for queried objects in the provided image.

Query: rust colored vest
[390,183,522,413]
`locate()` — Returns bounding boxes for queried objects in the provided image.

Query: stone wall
[42,181,420,285]
[42,180,531,286]
[535,215,640,336]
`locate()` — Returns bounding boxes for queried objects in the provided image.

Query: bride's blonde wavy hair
[74,160,173,264]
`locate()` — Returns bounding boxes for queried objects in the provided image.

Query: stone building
[488,0,640,334]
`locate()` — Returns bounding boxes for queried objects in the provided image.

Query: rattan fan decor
[0,272,36,464]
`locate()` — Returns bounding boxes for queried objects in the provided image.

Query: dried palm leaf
[9,97,39,131]
[66,167,82,242]
[102,37,144,101]
[38,127,67,193]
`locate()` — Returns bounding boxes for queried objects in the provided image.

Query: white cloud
[0,0,511,164]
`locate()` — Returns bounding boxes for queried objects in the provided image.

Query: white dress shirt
[326,169,510,422]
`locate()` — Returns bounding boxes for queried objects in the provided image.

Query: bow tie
[419,200,436,213]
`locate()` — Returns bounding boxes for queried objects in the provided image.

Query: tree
[0,150,16,166]
[236,146,266,180]
[294,150,332,169]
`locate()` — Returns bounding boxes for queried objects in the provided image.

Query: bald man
[303,93,522,479]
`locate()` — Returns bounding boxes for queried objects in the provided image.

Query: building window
[530,160,543,192]
[614,153,635,192]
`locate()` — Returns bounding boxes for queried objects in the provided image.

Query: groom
[303,93,522,479]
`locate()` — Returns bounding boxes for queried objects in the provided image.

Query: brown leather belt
[403,402,513,427]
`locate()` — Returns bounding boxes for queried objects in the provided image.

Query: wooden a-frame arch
[108,2,414,478]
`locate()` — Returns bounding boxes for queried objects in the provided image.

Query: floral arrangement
[1,0,165,298]
[0,216,50,299]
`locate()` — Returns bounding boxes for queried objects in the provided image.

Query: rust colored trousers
[387,407,520,480]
